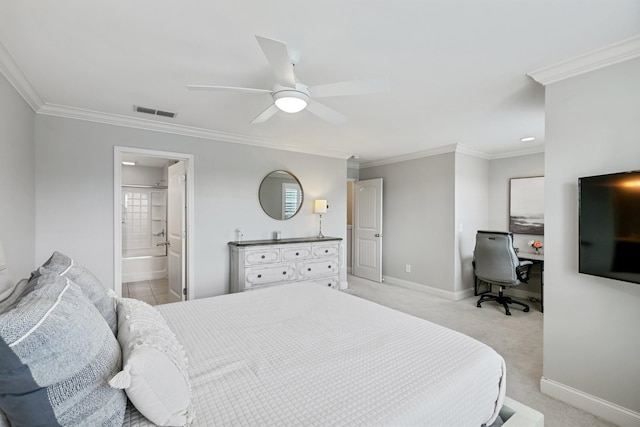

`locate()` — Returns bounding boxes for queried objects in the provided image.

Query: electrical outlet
[405,264,411,273]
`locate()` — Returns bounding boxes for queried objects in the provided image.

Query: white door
[167,161,187,301]
[353,178,383,282]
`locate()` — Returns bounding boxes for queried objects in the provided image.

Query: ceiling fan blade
[305,100,348,125]
[250,104,280,124]
[187,85,272,95]
[309,78,390,98]
[255,35,296,88]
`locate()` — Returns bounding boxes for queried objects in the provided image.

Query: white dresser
[228,237,342,293]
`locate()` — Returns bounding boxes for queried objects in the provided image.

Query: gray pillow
[0,271,127,426]
[38,251,117,334]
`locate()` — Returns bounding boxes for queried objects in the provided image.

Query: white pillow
[0,268,13,301]
[0,242,14,300]
[110,298,194,426]
[0,409,10,427]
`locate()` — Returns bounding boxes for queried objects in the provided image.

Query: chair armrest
[516,260,533,282]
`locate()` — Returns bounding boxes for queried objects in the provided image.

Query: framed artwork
[509,176,544,235]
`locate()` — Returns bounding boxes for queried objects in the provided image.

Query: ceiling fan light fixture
[273,89,309,113]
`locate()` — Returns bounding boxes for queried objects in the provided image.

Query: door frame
[113,146,195,299]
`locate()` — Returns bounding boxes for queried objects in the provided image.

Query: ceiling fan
[187,35,389,124]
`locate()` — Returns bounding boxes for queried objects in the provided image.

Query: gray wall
[34,115,347,298]
[488,153,545,294]
[454,152,489,293]
[360,153,456,294]
[488,153,545,248]
[543,58,640,415]
[0,74,35,279]
[122,165,165,186]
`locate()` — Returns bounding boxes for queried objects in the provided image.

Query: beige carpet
[344,275,616,427]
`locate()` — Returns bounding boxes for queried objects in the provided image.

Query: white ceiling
[1,1,639,164]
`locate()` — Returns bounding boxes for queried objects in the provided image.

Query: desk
[518,252,544,313]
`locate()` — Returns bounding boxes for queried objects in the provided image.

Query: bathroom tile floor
[122,278,172,306]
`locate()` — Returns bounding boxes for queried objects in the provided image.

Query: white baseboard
[540,377,640,427]
[383,275,475,301]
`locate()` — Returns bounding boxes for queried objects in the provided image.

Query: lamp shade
[314,200,328,214]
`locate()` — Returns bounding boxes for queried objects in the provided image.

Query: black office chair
[473,230,533,315]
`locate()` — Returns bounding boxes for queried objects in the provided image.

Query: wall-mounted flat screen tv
[579,171,640,284]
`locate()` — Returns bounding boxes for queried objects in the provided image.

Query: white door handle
[375,233,381,237]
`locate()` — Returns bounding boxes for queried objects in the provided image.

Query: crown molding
[359,142,545,168]
[359,144,459,168]
[527,35,640,86]
[487,145,545,160]
[347,160,361,169]
[0,40,43,111]
[37,103,353,160]
[455,144,492,160]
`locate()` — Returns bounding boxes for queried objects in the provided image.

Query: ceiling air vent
[133,105,177,119]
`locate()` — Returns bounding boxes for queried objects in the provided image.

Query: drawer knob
[282,271,287,275]
[307,268,311,271]
[327,283,331,287]
[325,249,328,253]
[261,255,265,259]
[296,252,299,256]
[328,265,331,269]
[257,274,262,278]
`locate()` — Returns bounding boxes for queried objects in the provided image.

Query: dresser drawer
[244,248,280,265]
[245,264,296,288]
[311,276,340,289]
[298,259,338,279]
[281,245,313,261]
[312,244,339,258]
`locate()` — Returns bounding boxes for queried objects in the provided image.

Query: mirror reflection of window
[283,183,303,219]
[259,170,304,220]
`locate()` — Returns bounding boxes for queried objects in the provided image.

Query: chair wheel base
[476,289,530,316]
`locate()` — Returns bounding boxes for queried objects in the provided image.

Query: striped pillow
[38,251,117,334]
[0,271,126,426]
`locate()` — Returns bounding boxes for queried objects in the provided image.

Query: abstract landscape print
[509,176,544,235]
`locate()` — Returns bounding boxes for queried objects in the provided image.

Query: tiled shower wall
[122,188,166,257]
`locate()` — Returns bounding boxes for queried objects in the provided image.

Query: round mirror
[259,170,304,220]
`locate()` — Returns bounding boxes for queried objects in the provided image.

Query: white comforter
[123,282,505,426]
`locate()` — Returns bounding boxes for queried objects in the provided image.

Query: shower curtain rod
[122,184,168,189]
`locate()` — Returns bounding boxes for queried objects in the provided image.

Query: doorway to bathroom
[114,147,194,304]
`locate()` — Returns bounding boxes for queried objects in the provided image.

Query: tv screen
[579,171,640,284]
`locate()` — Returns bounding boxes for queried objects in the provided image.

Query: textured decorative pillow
[0,271,126,426]
[110,297,194,426]
[38,251,117,334]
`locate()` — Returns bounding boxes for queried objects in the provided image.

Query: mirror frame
[258,170,304,220]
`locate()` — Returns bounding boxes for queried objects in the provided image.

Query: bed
[121,282,506,426]
[1,250,544,427]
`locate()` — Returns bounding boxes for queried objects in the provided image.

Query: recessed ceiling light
[520,137,536,142]
[122,161,136,166]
